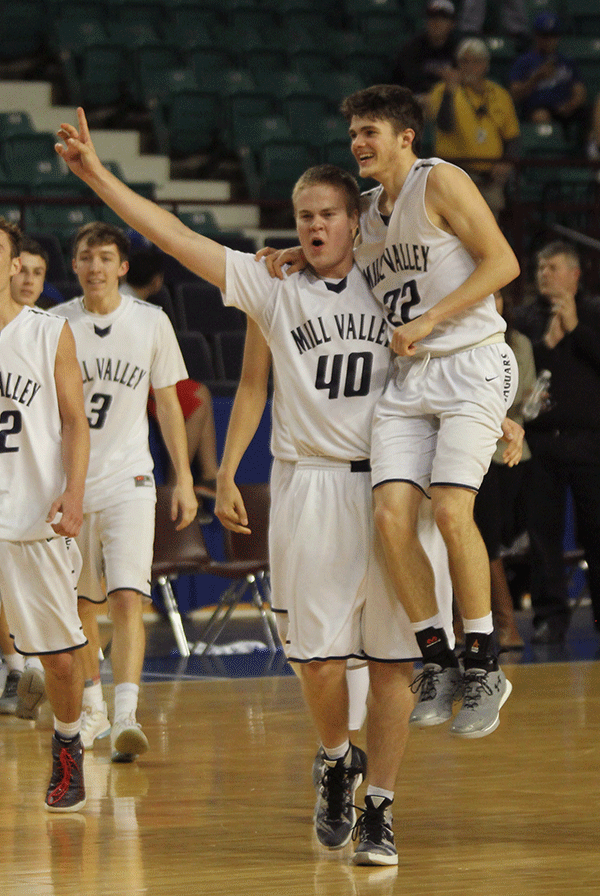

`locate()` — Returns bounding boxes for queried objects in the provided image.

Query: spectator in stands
[513,241,600,643]
[509,13,587,141]
[124,248,219,495]
[458,0,529,40]
[391,0,459,106]
[428,36,520,219]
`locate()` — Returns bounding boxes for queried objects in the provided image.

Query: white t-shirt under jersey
[355,158,506,355]
[0,306,66,541]
[223,250,394,461]
[54,293,187,511]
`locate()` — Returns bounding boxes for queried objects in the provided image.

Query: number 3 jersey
[355,158,506,355]
[223,250,393,461]
[54,294,187,512]
[0,307,66,541]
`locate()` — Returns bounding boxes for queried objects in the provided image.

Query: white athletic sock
[322,739,350,762]
[410,613,443,634]
[114,683,139,722]
[366,785,394,803]
[5,654,24,674]
[54,717,81,740]
[83,681,104,712]
[347,665,369,733]
[462,613,494,635]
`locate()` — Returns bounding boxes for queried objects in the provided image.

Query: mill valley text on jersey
[291,310,390,355]
[80,357,147,390]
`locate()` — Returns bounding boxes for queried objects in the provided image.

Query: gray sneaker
[16,667,47,720]
[409,664,463,727]
[450,668,512,738]
[352,795,398,866]
[314,743,367,849]
[0,670,22,715]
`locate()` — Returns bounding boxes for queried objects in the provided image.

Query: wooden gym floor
[1,602,599,896]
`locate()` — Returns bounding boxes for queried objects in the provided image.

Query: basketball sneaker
[312,745,327,789]
[16,666,47,720]
[111,714,149,763]
[450,668,512,738]
[45,735,86,813]
[351,795,398,866]
[0,670,22,715]
[409,663,463,727]
[80,702,111,749]
[314,743,367,849]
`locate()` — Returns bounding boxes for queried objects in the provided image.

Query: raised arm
[216,318,272,533]
[48,322,90,536]
[153,384,198,530]
[56,108,226,290]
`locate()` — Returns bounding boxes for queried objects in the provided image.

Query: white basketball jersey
[224,250,393,461]
[355,158,506,355]
[0,307,66,541]
[54,293,187,511]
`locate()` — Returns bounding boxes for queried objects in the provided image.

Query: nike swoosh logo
[485,376,498,382]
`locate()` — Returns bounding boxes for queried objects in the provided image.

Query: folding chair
[151,485,212,657]
[194,482,278,655]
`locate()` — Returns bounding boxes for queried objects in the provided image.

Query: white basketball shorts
[279,457,422,663]
[371,342,518,493]
[0,536,86,655]
[76,497,156,604]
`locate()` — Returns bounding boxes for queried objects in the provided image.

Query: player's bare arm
[48,322,90,536]
[216,319,272,534]
[56,108,226,291]
[153,384,198,529]
[391,164,519,356]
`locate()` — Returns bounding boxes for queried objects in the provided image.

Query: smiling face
[11,251,47,306]
[72,237,129,310]
[294,183,358,279]
[349,116,411,184]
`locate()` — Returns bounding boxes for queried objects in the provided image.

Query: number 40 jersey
[55,294,187,512]
[224,250,394,461]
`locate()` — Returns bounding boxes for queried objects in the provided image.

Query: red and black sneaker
[45,735,86,813]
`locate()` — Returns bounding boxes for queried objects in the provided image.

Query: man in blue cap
[509,12,587,136]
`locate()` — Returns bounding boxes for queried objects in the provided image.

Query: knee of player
[432,492,474,542]
[107,589,144,621]
[373,498,412,545]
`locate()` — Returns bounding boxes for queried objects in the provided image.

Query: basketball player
[340,84,519,736]
[53,221,197,763]
[56,111,454,866]
[0,236,52,718]
[215,316,371,763]
[0,217,90,811]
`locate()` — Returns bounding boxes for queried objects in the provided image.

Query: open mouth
[311,238,324,247]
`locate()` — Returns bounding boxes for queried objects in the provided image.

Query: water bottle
[522,370,552,421]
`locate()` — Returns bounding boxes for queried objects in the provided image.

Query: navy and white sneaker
[314,744,367,849]
[352,795,397,866]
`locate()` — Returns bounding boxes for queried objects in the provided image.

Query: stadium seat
[174,283,246,335]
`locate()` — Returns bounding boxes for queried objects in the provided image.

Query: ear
[402,128,416,149]
[118,259,129,278]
